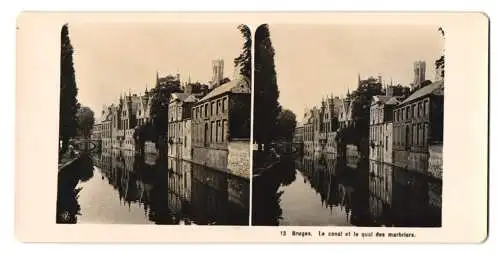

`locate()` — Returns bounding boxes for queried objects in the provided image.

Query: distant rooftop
[170,92,189,102]
[198,77,250,103]
[401,80,444,104]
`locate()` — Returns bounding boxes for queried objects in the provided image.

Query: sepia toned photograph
[252,24,445,227]
[56,22,252,225]
[15,12,488,243]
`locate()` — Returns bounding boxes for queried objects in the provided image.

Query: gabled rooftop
[198,77,250,103]
[401,80,444,104]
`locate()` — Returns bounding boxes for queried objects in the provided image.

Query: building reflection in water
[252,153,442,227]
[57,149,249,225]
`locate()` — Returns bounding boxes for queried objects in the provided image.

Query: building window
[396,126,400,146]
[412,104,416,119]
[413,124,417,146]
[405,125,410,148]
[204,123,209,147]
[222,97,227,113]
[423,123,428,146]
[424,100,429,116]
[184,136,187,148]
[416,124,419,146]
[420,123,424,146]
[215,120,220,142]
[211,121,215,143]
[211,102,215,116]
[204,104,208,117]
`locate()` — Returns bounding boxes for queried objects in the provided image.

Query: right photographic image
[252,24,445,227]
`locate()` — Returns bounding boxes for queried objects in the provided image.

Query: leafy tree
[59,24,80,154]
[345,79,384,148]
[76,106,95,138]
[135,81,181,154]
[274,109,297,142]
[234,24,252,82]
[254,24,281,151]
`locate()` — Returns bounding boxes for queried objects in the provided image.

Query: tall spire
[188,73,191,84]
[357,73,361,88]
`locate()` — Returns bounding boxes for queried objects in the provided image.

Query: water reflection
[252,153,442,227]
[56,153,94,223]
[56,149,250,225]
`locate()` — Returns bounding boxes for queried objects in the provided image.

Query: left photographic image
[56,22,252,225]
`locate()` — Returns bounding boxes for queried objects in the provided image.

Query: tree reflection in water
[57,149,250,225]
[253,152,442,227]
[56,153,95,224]
[252,155,297,225]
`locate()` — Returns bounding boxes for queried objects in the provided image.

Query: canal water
[252,154,442,227]
[56,149,250,225]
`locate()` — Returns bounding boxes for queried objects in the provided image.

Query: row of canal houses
[294,59,444,180]
[91,70,251,179]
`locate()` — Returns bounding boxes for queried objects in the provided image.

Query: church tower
[413,60,426,90]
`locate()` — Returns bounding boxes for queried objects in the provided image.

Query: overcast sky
[69,22,244,119]
[268,24,445,121]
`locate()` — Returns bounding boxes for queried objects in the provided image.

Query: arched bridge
[71,138,101,153]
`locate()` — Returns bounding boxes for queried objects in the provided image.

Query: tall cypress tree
[254,24,281,151]
[59,24,80,154]
[234,24,252,82]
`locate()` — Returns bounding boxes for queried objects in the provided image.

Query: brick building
[101,107,113,149]
[168,93,199,161]
[392,80,444,173]
[369,95,399,164]
[319,96,343,154]
[121,93,142,150]
[136,88,151,127]
[191,77,251,179]
[293,121,304,144]
[168,93,189,159]
[91,120,102,141]
[338,92,354,129]
[302,110,314,157]
[110,103,122,149]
